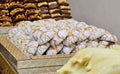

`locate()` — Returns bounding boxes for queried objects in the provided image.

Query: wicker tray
[0,35,72,74]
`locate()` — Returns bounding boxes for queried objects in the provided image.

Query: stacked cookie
[24,1,41,21]
[48,0,62,20]
[58,0,72,19]
[8,1,26,25]
[0,3,12,26]
[37,1,50,19]
[8,19,118,57]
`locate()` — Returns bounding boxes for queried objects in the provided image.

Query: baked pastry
[41,13,51,19]
[58,0,68,5]
[48,1,59,9]
[13,14,26,22]
[51,13,61,18]
[37,2,48,7]
[8,2,23,9]
[61,10,71,14]
[0,15,12,22]
[0,22,12,26]
[0,10,9,15]
[36,43,50,55]
[24,3,37,9]
[49,9,60,13]
[25,9,40,17]
[60,5,70,10]
[0,3,7,9]
[10,8,25,16]
[28,14,41,21]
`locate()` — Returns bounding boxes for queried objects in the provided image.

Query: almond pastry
[24,3,37,9]
[10,8,25,16]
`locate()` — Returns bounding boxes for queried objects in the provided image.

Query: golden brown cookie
[58,0,68,5]
[49,9,60,13]
[51,13,61,18]
[25,9,40,17]
[41,13,51,19]
[10,8,25,16]
[61,10,71,14]
[0,10,9,15]
[8,2,23,9]
[48,1,59,9]
[0,22,12,27]
[60,5,70,10]
[0,15,12,22]
[24,3,37,9]
[37,2,48,7]
[28,14,41,21]
[13,14,26,22]
[0,3,8,9]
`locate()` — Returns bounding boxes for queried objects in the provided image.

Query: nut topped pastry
[13,14,26,22]
[37,2,48,7]
[8,1,23,10]
[0,3,8,9]
[0,10,9,15]
[0,15,12,22]
[25,9,40,17]
[10,8,25,16]
[24,3,37,9]
[48,1,59,9]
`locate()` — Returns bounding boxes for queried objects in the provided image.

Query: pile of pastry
[0,0,71,26]
[8,19,118,57]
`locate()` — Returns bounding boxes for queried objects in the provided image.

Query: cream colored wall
[68,0,120,43]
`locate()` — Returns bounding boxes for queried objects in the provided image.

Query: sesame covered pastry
[8,2,23,9]
[37,2,48,7]
[25,9,40,17]
[0,3,8,9]
[10,8,25,16]
[0,10,9,15]
[36,43,50,55]
[49,9,60,13]
[0,15,12,22]
[24,3,37,9]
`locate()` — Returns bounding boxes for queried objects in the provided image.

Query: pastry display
[8,19,118,57]
[57,47,120,74]
[58,0,72,19]
[0,0,72,26]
